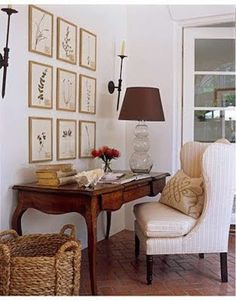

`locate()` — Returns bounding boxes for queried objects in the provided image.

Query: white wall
[0,4,127,248]
[123,5,174,229]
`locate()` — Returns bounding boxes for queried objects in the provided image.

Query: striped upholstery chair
[134,141,236,284]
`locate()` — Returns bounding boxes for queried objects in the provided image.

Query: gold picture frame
[57,119,77,160]
[56,68,77,112]
[28,5,53,57]
[29,117,53,163]
[79,74,96,114]
[28,60,53,109]
[57,17,77,65]
[79,120,96,158]
[79,28,97,71]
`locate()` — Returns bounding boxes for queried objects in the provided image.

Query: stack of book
[36,163,77,186]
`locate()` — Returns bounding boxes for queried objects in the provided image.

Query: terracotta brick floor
[80,230,235,296]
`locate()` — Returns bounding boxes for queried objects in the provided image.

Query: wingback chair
[134,141,236,284]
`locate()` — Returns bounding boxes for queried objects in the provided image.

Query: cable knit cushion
[159,170,204,219]
[134,202,197,238]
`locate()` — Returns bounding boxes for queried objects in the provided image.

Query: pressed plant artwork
[57,119,77,160]
[79,120,96,158]
[80,28,96,71]
[79,74,96,114]
[29,5,53,57]
[29,117,52,163]
[57,17,77,64]
[29,61,53,109]
[56,68,77,112]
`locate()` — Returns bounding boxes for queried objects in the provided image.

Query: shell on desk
[75,169,104,188]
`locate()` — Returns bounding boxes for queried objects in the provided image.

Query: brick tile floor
[80,230,235,296]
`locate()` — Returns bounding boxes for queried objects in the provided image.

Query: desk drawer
[101,191,123,210]
[123,184,150,203]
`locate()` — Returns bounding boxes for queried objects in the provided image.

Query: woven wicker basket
[0,224,81,296]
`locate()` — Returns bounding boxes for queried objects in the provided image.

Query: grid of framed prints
[28,5,98,163]
[29,117,53,163]
[79,120,96,158]
[79,74,96,114]
[56,68,77,112]
[28,5,53,57]
[57,119,77,160]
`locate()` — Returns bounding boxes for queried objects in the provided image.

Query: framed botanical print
[28,5,53,57]
[29,117,53,163]
[79,74,96,114]
[79,120,96,158]
[57,17,77,64]
[56,68,77,112]
[57,119,77,160]
[80,28,97,71]
[29,61,53,109]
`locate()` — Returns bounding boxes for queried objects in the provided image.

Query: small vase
[103,161,112,173]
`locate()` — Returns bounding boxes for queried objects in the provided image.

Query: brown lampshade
[118,87,165,121]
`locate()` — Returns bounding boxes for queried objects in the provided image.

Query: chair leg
[199,253,204,259]
[146,255,153,285]
[220,252,228,282]
[135,234,140,258]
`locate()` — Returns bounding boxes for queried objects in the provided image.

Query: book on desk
[98,172,151,185]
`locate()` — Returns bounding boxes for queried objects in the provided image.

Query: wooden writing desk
[12,172,169,295]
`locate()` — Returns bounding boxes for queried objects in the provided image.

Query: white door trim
[172,14,235,172]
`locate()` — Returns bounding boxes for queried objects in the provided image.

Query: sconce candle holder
[0,7,18,98]
[108,54,127,111]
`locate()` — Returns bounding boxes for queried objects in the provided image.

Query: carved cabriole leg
[199,253,204,259]
[146,255,153,285]
[220,252,228,282]
[105,211,111,239]
[84,197,99,295]
[135,234,140,258]
[11,192,26,235]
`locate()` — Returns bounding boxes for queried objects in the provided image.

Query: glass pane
[195,75,235,107]
[194,110,236,142]
[195,39,235,71]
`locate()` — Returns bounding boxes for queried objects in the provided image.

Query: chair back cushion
[180,139,230,178]
[159,170,204,219]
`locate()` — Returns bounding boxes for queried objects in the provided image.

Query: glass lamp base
[129,122,153,173]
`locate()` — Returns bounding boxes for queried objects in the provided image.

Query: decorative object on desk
[79,74,96,114]
[57,119,77,160]
[36,163,77,186]
[29,117,53,163]
[28,5,53,57]
[75,168,104,188]
[80,28,97,71]
[79,120,96,158]
[56,68,77,112]
[0,5,18,98]
[91,146,120,172]
[0,224,81,295]
[108,40,127,111]
[119,87,165,173]
[57,17,77,64]
[29,61,53,109]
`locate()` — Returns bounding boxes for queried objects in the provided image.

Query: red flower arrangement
[91,146,120,172]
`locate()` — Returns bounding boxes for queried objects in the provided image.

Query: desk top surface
[13,172,170,196]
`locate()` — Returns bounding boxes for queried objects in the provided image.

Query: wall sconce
[108,41,127,111]
[0,6,18,98]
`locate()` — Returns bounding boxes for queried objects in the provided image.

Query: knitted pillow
[159,170,204,219]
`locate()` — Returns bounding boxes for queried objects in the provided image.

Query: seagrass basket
[0,224,81,296]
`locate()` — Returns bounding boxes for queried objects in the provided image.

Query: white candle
[121,41,125,55]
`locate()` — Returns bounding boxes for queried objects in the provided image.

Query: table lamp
[118,87,165,173]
